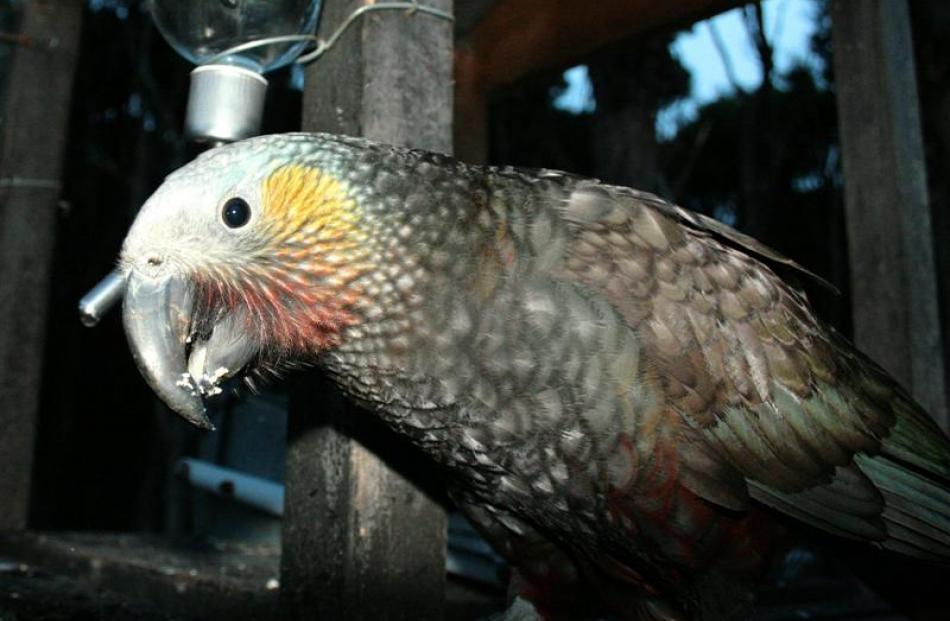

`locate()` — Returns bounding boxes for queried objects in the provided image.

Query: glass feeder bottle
[148,0,323,142]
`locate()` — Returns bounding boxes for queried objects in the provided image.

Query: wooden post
[280,1,452,619]
[832,0,949,426]
[0,0,83,530]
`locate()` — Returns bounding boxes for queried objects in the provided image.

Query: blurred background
[1,0,949,619]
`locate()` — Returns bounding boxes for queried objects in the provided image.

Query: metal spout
[79,270,125,326]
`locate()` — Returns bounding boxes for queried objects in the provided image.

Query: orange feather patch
[212,164,376,354]
[260,163,367,252]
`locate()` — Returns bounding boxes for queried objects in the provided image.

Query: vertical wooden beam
[280,1,452,619]
[832,0,949,426]
[0,0,83,530]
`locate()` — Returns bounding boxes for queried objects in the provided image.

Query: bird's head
[120,134,389,428]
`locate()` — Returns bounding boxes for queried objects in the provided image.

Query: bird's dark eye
[222,197,251,228]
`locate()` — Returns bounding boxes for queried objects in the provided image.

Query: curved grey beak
[122,271,212,429]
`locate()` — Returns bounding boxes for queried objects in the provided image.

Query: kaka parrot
[120,133,950,620]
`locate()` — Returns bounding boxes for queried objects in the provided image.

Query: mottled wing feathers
[667,203,839,294]
[856,375,950,560]
[563,183,837,293]
[557,180,950,558]
[747,464,886,541]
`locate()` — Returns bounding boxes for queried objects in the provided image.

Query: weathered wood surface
[832,0,949,427]
[0,532,281,620]
[0,0,83,530]
[457,0,743,92]
[0,533,906,621]
[280,1,453,619]
[908,0,950,439]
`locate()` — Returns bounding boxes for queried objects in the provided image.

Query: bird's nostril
[147,256,163,267]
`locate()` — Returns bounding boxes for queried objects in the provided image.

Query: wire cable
[203,2,454,68]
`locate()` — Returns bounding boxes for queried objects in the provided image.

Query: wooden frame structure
[832,0,948,426]
[281,1,452,618]
[0,0,83,530]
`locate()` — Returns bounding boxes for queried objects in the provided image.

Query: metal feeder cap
[185,64,268,143]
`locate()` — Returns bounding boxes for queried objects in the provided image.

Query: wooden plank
[910,0,950,423]
[831,0,949,426]
[457,0,743,93]
[280,1,452,619]
[453,0,742,163]
[0,531,500,619]
[0,0,83,530]
[0,532,281,620]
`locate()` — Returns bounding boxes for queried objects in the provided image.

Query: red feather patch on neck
[245,277,362,352]
[197,263,368,356]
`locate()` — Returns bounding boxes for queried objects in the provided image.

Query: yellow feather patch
[213,164,376,352]
[260,164,366,252]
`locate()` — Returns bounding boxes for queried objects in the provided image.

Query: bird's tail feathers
[857,394,950,562]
